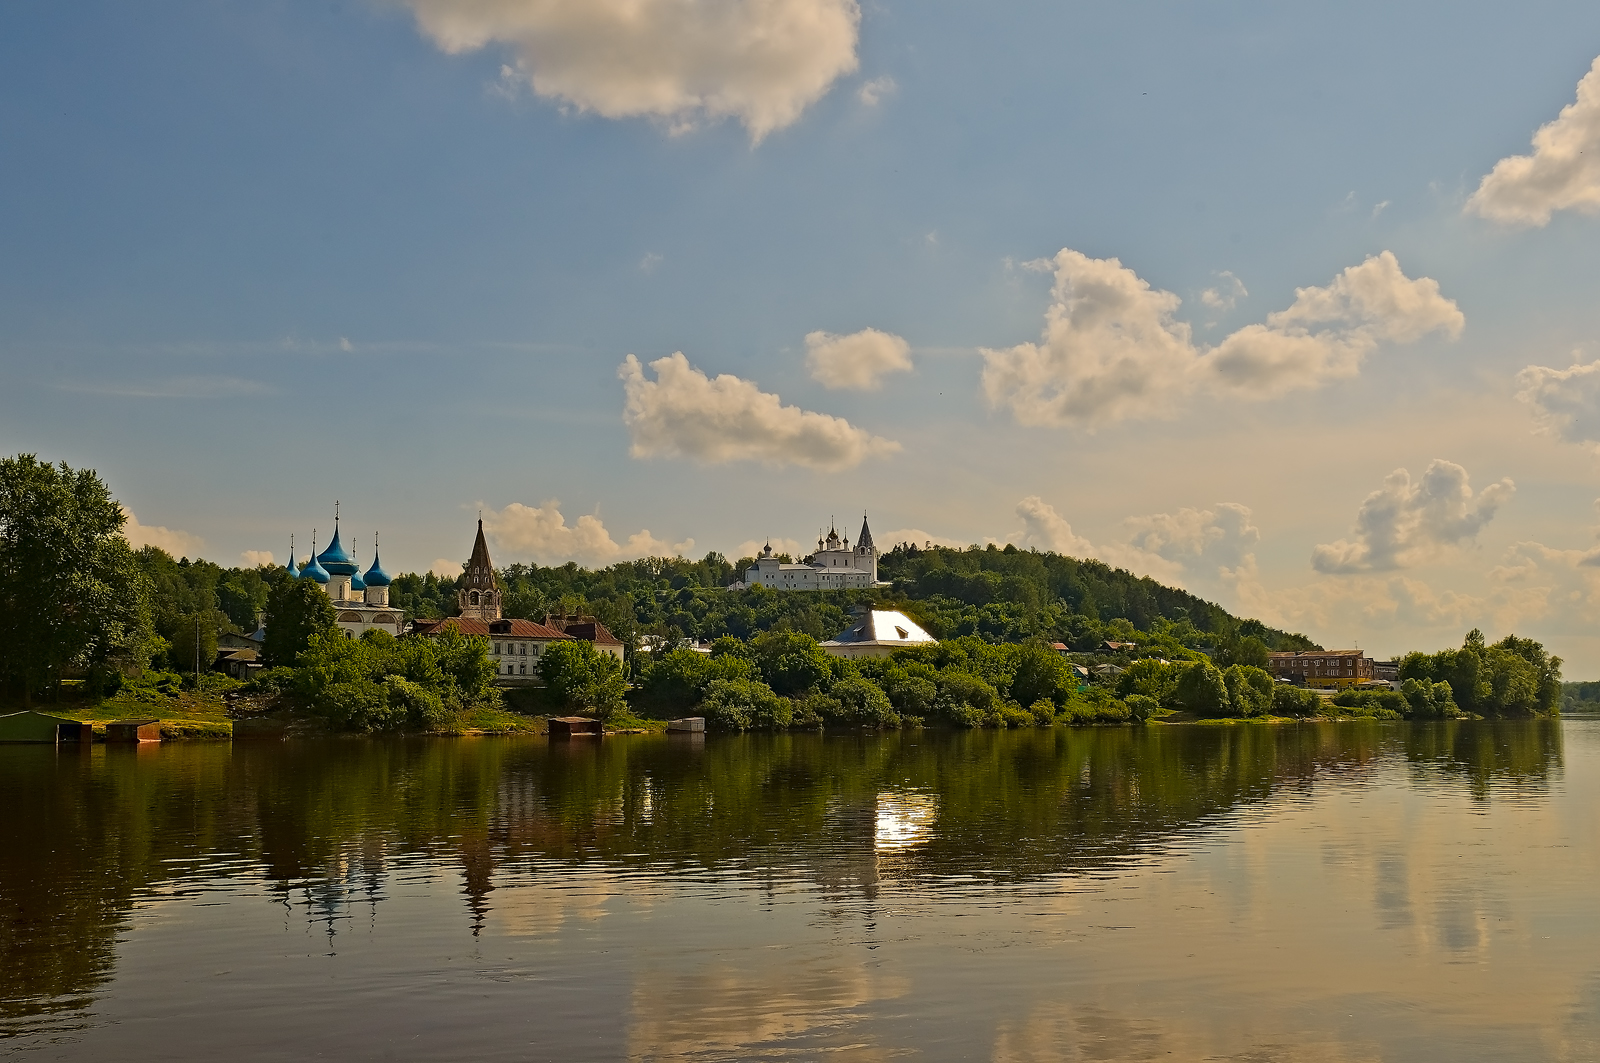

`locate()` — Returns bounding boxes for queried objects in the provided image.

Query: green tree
[168,610,221,682]
[263,578,337,667]
[0,455,151,703]
[1223,664,1273,717]
[539,640,627,721]
[1174,661,1229,715]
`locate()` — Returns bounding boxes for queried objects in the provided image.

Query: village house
[819,609,938,659]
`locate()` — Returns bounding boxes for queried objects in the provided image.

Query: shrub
[1223,665,1274,718]
[936,672,999,725]
[1028,698,1057,725]
[1271,684,1322,717]
[1401,677,1459,719]
[385,675,450,731]
[886,674,938,718]
[996,702,1036,728]
[1174,661,1229,715]
[698,678,789,732]
[1123,694,1160,722]
[321,680,404,732]
[830,675,900,727]
[1059,688,1132,724]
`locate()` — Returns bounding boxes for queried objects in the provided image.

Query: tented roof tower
[458,519,501,620]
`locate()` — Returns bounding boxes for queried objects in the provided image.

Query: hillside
[388,543,1318,655]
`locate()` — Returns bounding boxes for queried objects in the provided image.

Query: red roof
[413,617,570,639]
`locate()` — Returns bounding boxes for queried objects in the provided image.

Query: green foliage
[1398,629,1561,716]
[168,611,219,679]
[829,675,899,727]
[1174,661,1230,715]
[263,578,337,667]
[291,629,499,732]
[1400,678,1459,719]
[698,678,790,732]
[1223,665,1274,718]
[1058,687,1133,724]
[1271,684,1323,717]
[0,454,153,703]
[1116,658,1182,704]
[751,629,834,696]
[538,640,627,721]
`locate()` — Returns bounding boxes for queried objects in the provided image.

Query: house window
[494,643,501,654]
[519,643,526,655]
[519,662,526,675]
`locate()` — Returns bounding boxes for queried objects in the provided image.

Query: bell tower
[457,519,501,620]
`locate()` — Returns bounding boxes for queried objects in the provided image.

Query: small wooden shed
[0,711,87,744]
[547,716,601,737]
[105,719,162,743]
[666,717,705,733]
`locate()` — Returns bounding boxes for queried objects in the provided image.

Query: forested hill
[388,542,1319,655]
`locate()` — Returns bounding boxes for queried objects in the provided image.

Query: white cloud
[619,351,900,470]
[1199,271,1247,314]
[1125,502,1260,574]
[876,527,970,550]
[639,251,664,273]
[400,0,861,142]
[804,328,913,390]
[1467,56,1600,227]
[486,500,692,566]
[1010,496,1186,583]
[1311,460,1514,574]
[240,550,275,568]
[430,558,464,579]
[980,249,1461,428]
[1517,356,1600,450]
[857,75,895,106]
[121,508,206,558]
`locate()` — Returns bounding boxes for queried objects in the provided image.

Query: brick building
[1267,649,1374,690]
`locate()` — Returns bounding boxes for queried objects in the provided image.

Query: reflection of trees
[1402,719,1564,799]
[0,721,1564,1034]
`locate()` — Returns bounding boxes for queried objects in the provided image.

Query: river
[1,720,1593,1061]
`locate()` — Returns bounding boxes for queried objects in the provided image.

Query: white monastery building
[739,516,884,591]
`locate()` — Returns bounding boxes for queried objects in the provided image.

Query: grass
[15,689,235,740]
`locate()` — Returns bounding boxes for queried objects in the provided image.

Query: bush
[886,674,937,718]
[1401,677,1459,719]
[1174,661,1229,715]
[1271,684,1322,717]
[935,672,999,725]
[1223,665,1274,718]
[1028,698,1057,725]
[1059,688,1132,724]
[698,678,789,732]
[830,675,900,727]
[321,680,404,732]
[244,666,297,696]
[995,702,1036,728]
[1123,694,1160,722]
[385,675,450,731]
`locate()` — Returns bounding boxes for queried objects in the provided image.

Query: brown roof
[413,617,570,639]
[557,620,623,646]
[1269,649,1365,658]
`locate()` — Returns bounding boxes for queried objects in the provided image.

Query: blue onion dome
[350,568,366,593]
[317,522,358,576]
[300,541,330,584]
[363,544,392,588]
[285,548,299,580]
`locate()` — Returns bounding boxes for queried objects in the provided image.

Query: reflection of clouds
[874,791,938,853]
[628,960,905,1062]
[485,867,643,939]
[994,1002,1167,1062]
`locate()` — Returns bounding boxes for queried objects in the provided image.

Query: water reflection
[0,721,1571,1052]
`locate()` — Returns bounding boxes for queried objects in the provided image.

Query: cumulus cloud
[619,352,900,470]
[805,328,913,390]
[980,249,1462,428]
[1311,460,1514,574]
[1467,56,1600,227]
[1013,496,1099,558]
[1125,502,1260,574]
[1517,356,1600,450]
[430,558,464,578]
[121,508,205,558]
[400,0,861,141]
[239,550,275,568]
[487,500,694,565]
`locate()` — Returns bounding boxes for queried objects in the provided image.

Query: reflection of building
[1268,649,1374,689]
[291,516,403,640]
[739,516,883,590]
[820,609,937,659]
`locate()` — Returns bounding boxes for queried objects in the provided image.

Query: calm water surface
[2,720,1595,1061]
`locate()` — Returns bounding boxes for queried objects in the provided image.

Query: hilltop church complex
[737,516,886,591]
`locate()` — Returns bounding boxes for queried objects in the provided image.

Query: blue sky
[5,1,1600,669]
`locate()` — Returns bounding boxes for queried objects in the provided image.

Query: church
[288,516,404,639]
[738,515,884,591]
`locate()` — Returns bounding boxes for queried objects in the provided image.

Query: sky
[5,2,1600,671]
